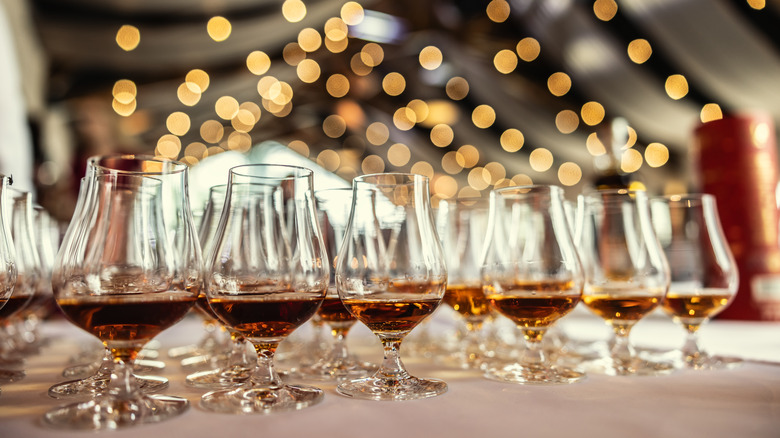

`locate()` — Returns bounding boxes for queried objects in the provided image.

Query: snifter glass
[481,185,584,384]
[335,173,447,401]
[45,156,201,430]
[0,175,17,396]
[201,164,328,414]
[577,189,672,376]
[651,194,740,369]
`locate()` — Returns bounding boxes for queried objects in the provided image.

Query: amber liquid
[0,294,32,321]
[443,285,491,318]
[582,287,663,322]
[485,279,579,328]
[317,296,355,323]
[57,293,197,342]
[195,291,219,320]
[342,298,441,333]
[209,293,323,339]
[662,290,731,321]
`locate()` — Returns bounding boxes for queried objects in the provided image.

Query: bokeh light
[529,148,554,172]
[116,25,140,51]
[500,129,525,152]
[207,16,232,42]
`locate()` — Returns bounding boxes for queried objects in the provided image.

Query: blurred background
[1,0,779,220]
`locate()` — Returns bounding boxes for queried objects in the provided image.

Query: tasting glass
[650,194,740,369]
[577,189,672,376]
[481,185,584,384]
[45,157,201,430]
[335,173,447,401]
[201,164,328,414]
[185,184,253,388]
[0,175,17,396]
[294,188,376,381]
[436,197,492,370]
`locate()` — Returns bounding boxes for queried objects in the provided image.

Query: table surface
[1,308,779,438]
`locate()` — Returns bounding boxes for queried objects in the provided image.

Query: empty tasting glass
[436,197,493,370]
[335,173,447,401]
[200,164,329,414]
[45,156,201,430]
[293,188,376,381]
[481,185,585,384]
[651,194,740,369]
[0,175,18,396]
[577,189,672,376]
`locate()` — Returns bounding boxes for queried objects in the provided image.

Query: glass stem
[520,328,546,369]
[328,324,352,363]
[227,332,252,369]
[682,323,703,365]
[609,323,635,373]
[107,355,139,400]
[376,336,410,382]
[462,319,486,366]
[251,342,283,389]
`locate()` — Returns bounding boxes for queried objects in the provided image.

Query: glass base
[294,357,377,382]
[683,353,743,370]
[62,358,166,380]
[48,375,169,399]
[336,376,448,401]
[0,368,25,383]
[43,394,188,430]
[484,363,585,385]
[200,383,324,414]
[186,366,252,389]
[582,355,675,376]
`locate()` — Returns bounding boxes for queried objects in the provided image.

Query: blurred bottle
[694,113,780,321]
[592,118,640,190]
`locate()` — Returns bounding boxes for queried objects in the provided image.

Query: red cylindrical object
[694,113,780,320]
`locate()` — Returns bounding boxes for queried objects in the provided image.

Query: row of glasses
[0,175,19,396]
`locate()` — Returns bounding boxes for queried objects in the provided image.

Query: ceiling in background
[29,0,780,203]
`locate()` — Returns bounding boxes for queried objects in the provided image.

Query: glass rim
[652,193,714,205]
[353,172,428,187]
[491,184,562,198]
[90,154,188,176]
[229,163,313,180]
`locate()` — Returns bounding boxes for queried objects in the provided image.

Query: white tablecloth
[2,310,779,438]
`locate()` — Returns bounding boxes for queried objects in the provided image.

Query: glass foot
[48,375,169,399]
[484,363,585,384]
[294,358,377,382]
[336,376,448,401]
[200,383,324,414]
[0,368,25,383]
[43,394,188,430]
[185,366,252,389]
[582,356,675,376]
[683,353,743,370]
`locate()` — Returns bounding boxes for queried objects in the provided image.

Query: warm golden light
[116,25,140,51]
[325,35,349,53]
[434,175,458,199]
[282,0,307,23]
[446,77,469,101]
[645,142,669,168]
[284,42,306,66]
[247,51,271,75]
[472,105,496,129]
[298,28,322,52]
[594,0,618,21]
[581,101,605,126]
[341,2,365,26]
[586,132,607,156]
[362,155,386,174]
[112,99,136,117]
[366,122,390,146]
[323,115,347,138]
[186,69,210,93]
[350,53,373,76]
[494,49,518,74]
[297,59,321,83]
[240,102,261,123]
[166,112,191,136]
[215,96,239,120]
[700,103,723,123]
[227,131,252,152]
[486,0,511,23]
[422,100,459,127]
[458,145,480,168]
[288,140,309,157]
[393,107,416,131]
[317,149,341,172]
[485,162,506,184]
[500,129,524,152]
[548,72,572,97]
[361,43,385,67]
[156,134,181,158]
[627,39,652,64]
[558,162,582,186]
[326,74,350,98]
[207,16,232,42]
[621,149,643,173]
[555,110,579,134]
[468,167,491,190]
[665,74,689,100]
[200,120,225,144]
[177,83,201,106]
[747,0,765,10]
[442,151,464,174]
[232,109,256,133]
[383,72,406,96]
[625,126,638,149]
[112,80,136,104]
[529,148,554,172]
[407,99,430,124]
[516,37,541,62]
[387,143,411,167]
[419,46,443,70]
[325,17,349,41]
[184,142,207,160]
[411,161,435,179]
[431,124,455,147]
